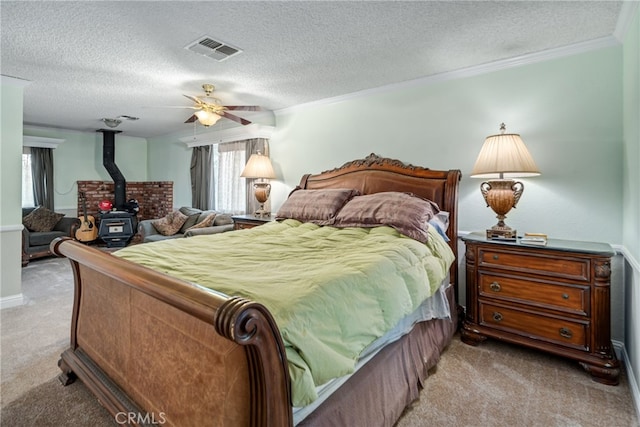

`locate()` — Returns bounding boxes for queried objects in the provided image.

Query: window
[22,148,34,208]
[191,137,269,214]
[212,141,246,214]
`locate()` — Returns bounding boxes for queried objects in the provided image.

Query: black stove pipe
[98,129,126,211]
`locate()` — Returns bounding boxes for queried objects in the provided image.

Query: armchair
[22,207,80,266]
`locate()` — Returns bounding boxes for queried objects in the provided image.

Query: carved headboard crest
[299,153,461,291]
[321,153,424,174]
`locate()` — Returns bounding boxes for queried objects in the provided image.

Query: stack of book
[520,232,547,246]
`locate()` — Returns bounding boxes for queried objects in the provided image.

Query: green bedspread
[115,219,454,406]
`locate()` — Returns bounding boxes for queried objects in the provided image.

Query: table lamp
[241,152,276,217]
[471,123,540,239]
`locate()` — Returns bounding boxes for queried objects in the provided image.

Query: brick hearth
[77,181,173,223]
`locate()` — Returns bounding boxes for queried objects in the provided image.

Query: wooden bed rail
[51,237,293,427]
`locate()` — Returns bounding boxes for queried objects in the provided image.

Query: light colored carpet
[1,256,638,426]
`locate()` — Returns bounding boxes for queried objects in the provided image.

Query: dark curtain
[245,139,270,214]
[31,147,55,210]
[190,145,213,210]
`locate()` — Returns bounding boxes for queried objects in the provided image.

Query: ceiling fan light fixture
[195,110,221,127]
[101,118,122,128]
[202,84,215,96]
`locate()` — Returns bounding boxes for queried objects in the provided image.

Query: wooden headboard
[298,153,462,289]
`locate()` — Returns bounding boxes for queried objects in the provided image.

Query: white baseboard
[612,340,640,423]
[0,293,24,309]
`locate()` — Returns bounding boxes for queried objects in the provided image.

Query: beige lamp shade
[241,153,276,179]
[195,110,222,127]
[471,123,540,179]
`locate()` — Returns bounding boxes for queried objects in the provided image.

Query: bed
[52,153,461,426]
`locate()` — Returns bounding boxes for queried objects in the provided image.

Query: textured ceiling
[0,1,628,138]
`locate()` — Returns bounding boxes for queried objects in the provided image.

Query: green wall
[622,4,640,414]
[146,131,193,206]
[1,77,26,301]
[23,126,148,211]
[271,46,623,245]
[623,7,640,261]
[148,46,625,249]
[1,83,23,224]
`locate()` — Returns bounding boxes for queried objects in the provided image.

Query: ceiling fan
[182,84,261,127]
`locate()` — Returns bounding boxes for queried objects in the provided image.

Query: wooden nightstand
[460,232,619,385]
[232,214,275,230]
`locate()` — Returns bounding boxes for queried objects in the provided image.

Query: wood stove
[97,129,138,248]
[98,212,137,248]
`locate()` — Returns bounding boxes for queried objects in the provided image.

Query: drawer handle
[559,327,573,339]
[489,282,501,292]
[562,293,569,300]
[492,312,503,322]
[492,255,499,260]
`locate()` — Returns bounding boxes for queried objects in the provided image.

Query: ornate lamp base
[254,206,270,218]
[486,226,517,239]
[480,179,524,240]
[253,182,272,218]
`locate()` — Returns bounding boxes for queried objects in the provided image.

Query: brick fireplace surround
[76,181,173,226]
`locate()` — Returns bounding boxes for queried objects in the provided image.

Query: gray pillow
[179,207,203,233]
[214,214,234,226]
[179,207,203,217]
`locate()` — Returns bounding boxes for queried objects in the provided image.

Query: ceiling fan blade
[183,94,206,106]
[224,106,262,111]
[184,114,198,124]
[222,112,252,125]
[154,105,201,109]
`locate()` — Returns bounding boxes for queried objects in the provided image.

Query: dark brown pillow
[333,192,440,243]
[22,206,65,232]
[151,210,189,236]
[275,188,360,225]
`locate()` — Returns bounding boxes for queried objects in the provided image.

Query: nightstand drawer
[478,273,588,315]
[232,215,275,230]
[234,222,255,230]
[479,303,588,350]
[478,249,590,282]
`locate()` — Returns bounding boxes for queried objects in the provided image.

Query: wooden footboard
[52,238,293,427]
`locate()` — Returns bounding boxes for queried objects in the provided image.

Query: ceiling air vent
[185,36,242,62]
